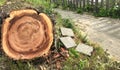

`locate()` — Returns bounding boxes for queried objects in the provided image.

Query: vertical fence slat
[91,0,94,6]
[76,0,79,8]
[112,0,116,8]
[70,0,73,9]
[80,0,82,8]
[83,0,86,9]
[87,0,89,6]
[73,0,76,9]
[106,0,109,10]
[101,0,104,7]
[119,1,120,7]
[95,0,98,13]
[67,0,69,6]
[62,0,64,7]
[47,0,119,16]
[68,0,70,7]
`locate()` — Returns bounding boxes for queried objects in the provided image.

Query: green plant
[85,5,94,12]
[62,19,74,28]
[69,48,79,58]
[25,0,54,15]
[8,60,35,70]
[76,8,83,14]
[61,0,68,10]
[78,59,89,70]
[94,8,109,17]
[63,57,87,70]
[81,34,88,43]
[109,7,120,18]
[0,54,36,70]
[0,0,6,6]
[54,7,120,70]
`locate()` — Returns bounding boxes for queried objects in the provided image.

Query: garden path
[54,9,120,61]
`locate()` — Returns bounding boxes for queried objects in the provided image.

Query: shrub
[94,8,109,17]
[76,8,83,14]
[109,7,120,18]
[85,5,94,12]
[62,19,74,29]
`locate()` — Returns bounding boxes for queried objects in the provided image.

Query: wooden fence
[48,0,120,12]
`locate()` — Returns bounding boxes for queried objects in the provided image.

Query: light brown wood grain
[2,9,53,60]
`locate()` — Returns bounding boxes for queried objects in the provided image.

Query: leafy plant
[94,8,109,17]
[69,48,79,58]
[76,8,83,14]
[85,5,94,12]
[25,0,54,15]
[109,7,120,18]
[78,59,89,70]
[81,34,88,43]
[62,19,74,28]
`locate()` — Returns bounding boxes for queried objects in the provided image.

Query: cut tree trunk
[2,9,53,60]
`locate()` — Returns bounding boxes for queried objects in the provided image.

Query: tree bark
[2,9,53,60]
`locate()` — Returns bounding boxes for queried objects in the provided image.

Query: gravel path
[54,9,120,61]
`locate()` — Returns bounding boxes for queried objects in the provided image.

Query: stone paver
[55,9,120,61]
[60,37,76,48]
[76,44,93,56]
[60,27,74,37]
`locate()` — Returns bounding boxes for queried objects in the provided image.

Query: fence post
[91,0,93,6]
[83,0,86,10]
[95,0,99,13]
[62,0,64,7]
[80,0,82,8]
[73,0,76,9]
[76,0,79,8]
[70,0,73,10]
[106,0,109,10]
[67,0,70,7]
[113,0,116,7]
[101,0,104,8]
[87,0,89,6]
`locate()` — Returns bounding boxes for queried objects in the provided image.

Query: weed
[0,0,6,6]
[69,48,79,58]
[62,19,74,28]
[78,59,89,70]
[0,54,36,70]
[25,0,54,15]
[55,12,120,70]
[109,7,120,18]
[94,8,109,17]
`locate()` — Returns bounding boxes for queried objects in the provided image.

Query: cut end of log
[2,9,53,60]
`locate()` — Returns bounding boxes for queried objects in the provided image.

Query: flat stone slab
[60,37,76,48]
[60,27,74,37]
[76,44,93,56]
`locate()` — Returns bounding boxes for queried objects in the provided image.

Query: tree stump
[2,9,53,60]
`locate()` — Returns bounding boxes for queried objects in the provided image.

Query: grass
[0,0,6,6]
[0,53,36,70]
[54,11,120,70]
[24,0,55,15]
[0,0,120,70]
[50,0,120,18]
